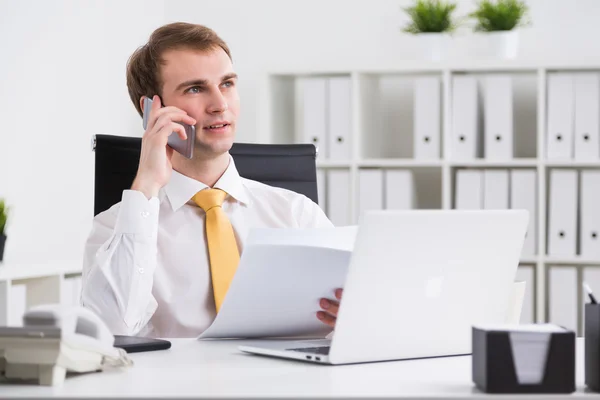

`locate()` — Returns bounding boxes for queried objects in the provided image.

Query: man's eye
[222,80,234,88]
[186,86,201,94]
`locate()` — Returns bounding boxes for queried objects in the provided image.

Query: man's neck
[172,151,230,188]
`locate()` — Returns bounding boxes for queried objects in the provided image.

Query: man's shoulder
[241,177,313,204]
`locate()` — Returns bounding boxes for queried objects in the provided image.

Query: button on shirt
[81,156,333,338]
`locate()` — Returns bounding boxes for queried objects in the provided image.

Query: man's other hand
[317,288,343,328]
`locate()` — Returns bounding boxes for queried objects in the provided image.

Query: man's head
[126,22,239,158]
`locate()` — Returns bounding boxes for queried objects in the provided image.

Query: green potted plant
[469,0,530,58]
[0,199,7,262]
[402,0,459,61]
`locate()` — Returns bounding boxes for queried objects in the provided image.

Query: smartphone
[142,96,196,159]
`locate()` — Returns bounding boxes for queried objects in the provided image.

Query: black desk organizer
[472,325,575,393]
[586,303,600,391]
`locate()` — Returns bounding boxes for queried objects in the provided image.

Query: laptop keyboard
[287,346,331,355]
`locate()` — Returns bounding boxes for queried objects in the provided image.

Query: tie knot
[193,188,227,212]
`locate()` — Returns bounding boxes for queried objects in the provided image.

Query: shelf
[359,159,444,168]
[519,257,539,264]
[543,257,600,266]
[449,158,539,167]
[0,260,82,282]
[316,160,352,168]
[545,160,600,168]
[268,60,600,77]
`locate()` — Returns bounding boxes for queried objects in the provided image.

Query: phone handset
[141,95,196,159]
[24,304,125,360]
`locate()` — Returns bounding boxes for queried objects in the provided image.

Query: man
[81,22,343,338]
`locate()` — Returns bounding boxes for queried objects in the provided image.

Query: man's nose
[206,89,228,114]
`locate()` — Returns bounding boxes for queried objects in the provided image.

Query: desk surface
[2,337,598,399]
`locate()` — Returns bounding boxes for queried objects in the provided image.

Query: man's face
[160,47,239,158]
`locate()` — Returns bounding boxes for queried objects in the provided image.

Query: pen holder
[585,303,600,391]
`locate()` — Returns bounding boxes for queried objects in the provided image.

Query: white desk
[2,338,599,399]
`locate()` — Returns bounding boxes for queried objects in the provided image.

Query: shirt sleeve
[81,190,160,336]
[298,196,335,228]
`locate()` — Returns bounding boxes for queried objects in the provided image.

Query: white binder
[385,170,416,210]
[316,169,327,212]
[549,266,578,332]
[454,170,483,209]
[327,170,351,226]
[483,169,509,209]
[547,73,574,160]
[300,77,328,158]
[548,169,578,257]
[451,76,480,160]
[574,73,600,160]
[358,169,383,217]
[510,170,537,257]
[515,266,534,324]
[580,170,600,258]
[484,75,513,160]
[413,76,441,159]
[8,284,26,326]
[327,77,352,160]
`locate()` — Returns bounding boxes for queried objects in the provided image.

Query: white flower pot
[480,30,519,59]
[415,33,450,62]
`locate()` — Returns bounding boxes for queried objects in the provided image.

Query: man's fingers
[335,288,343,300]
[320,298,339,317]
[316,311,336,328]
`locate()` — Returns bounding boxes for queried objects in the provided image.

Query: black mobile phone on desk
[142,96,196,159]
[113,335,171,353]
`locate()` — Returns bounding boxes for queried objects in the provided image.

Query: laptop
[239,209,529,365]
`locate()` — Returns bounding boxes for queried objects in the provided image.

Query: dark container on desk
[472,326,575,394]
[585,303,600,391]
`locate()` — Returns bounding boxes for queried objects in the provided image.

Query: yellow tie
[193,188,240,312]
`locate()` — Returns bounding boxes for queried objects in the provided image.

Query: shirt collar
[163,155,251,212]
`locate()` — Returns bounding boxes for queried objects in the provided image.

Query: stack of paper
[197,227,357,340]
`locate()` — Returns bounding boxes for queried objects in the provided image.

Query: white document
[197,245,351,339]
[385,169,416,210]
[455,170,483,209]
[483,169,509,209]
[299,77,328,158]
[451,76,480,160]
[547,73,574,160]
[484,75,513,160]
[358,169,383,217]
[328,76,352,160]
[580,170,600,258]
[327,169,352,226]
[510,170,537,257]
[413,76,441,159]
[316,169,327,212]
[548,169,578,257]
[549,266,577,333]
[574,73,600,160]
[515,266,534,324]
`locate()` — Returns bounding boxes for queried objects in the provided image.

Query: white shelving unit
[263,61,600,335]
[0,260,83,326]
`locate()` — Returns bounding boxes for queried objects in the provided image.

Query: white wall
[1,0,599,263]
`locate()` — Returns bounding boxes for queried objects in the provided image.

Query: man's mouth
[203,123,231,132]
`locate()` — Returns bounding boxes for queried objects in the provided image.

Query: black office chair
[91,134,319,216]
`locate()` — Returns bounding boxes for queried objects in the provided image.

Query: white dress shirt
[81,156,333,338]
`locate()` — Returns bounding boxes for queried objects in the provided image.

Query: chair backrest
[92,134,318,216]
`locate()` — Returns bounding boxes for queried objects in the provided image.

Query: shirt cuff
[114,190,160,235]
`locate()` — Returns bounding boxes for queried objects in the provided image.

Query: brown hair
[126,22,232,117]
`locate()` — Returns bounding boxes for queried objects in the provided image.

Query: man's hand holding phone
[131,95,196,199]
